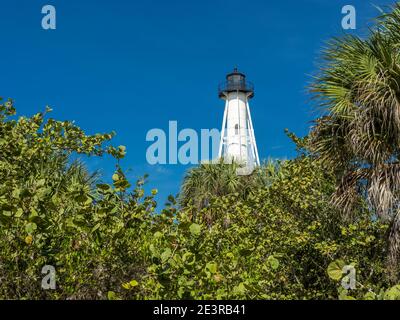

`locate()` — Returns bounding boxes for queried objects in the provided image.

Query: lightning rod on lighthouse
[218,68,260,176]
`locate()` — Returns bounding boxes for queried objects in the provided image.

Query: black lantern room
[218,68,254,98]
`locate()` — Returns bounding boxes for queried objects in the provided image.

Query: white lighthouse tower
[218,68,260,175]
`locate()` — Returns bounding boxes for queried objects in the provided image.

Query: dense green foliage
[2,3,400,300]
[0,98,396,299]
[309,2,400,279]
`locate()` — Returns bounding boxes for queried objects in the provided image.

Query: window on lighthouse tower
[235,124,239,135]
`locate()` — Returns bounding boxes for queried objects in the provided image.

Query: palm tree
[36,154,99,194]
[179,160,240,211]
[31,153,100,215]
[309,3,400,277]
[179,159,281,213]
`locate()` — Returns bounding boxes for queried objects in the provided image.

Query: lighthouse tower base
[236,165,256,176]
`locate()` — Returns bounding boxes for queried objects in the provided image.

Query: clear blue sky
[1,0,396,204]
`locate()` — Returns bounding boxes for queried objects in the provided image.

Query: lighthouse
[218,68,260,175]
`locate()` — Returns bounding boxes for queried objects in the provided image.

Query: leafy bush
[0,98,153,299]
[136,157,389,299]
[0,96,396,299]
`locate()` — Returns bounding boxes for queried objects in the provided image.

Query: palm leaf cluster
[309,3,400,273]
[179,159,281,212]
